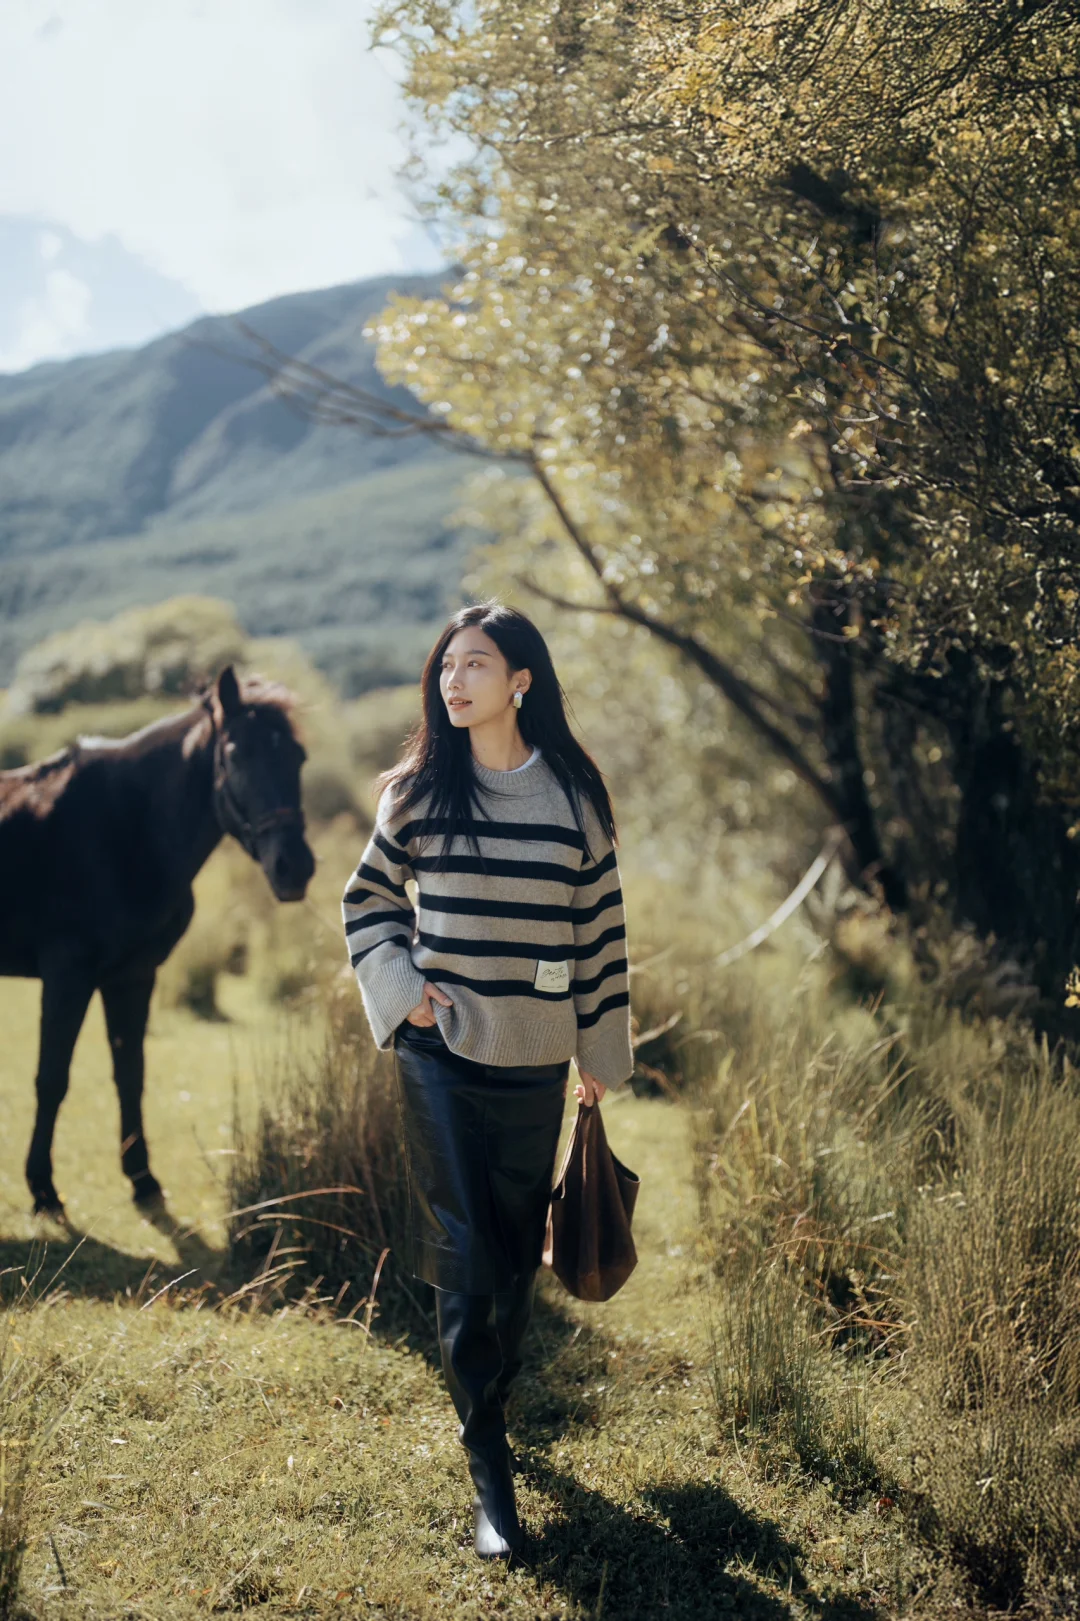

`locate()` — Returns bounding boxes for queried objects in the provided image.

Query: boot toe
[473,1494,523,1558]
[468,1448,523,1558]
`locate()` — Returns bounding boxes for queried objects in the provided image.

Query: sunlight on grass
[0,972,320,1266]
[1,828,1078,1616]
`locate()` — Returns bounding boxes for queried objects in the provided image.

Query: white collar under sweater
[499,743,540,775]
[471,745,545,791]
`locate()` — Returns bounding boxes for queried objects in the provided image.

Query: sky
[0,0,448,373]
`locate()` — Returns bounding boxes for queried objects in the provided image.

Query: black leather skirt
[392,1019,570,1293]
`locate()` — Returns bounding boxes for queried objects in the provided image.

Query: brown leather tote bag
[542,1101,640,1301]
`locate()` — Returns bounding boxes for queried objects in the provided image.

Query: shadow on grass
[0,1232,878,1618]
[433,1288,876,1619]
[406,1288,879,1618]
[519,1464,877,1620]
[406,1283,602,1437]
[0,1204,224,1306]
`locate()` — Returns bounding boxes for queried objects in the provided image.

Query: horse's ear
[217,665,242,718]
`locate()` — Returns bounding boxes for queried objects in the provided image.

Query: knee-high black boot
[495,1268,537,1407]
[434,1288,523,1558]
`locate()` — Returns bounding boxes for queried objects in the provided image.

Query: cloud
[0,216,204,372]
[0,263,92,372]
[0,0,444,319]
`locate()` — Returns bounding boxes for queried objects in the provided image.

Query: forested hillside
[0,271,469,693]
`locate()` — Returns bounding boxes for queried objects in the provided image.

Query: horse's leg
[26,965,95,1214]
[101,970,162,1206]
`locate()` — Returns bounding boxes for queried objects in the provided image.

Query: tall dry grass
[679,929,1080,1612]
[226,985,430,1335]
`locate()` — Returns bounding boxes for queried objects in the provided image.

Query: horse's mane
[181,675,299,758]
[0,676,300,820]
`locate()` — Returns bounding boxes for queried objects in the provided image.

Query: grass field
[0,984,864,1620]
[2,839,1078,1618]
[0,964,919,1616]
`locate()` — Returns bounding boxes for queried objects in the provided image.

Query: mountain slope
[0,273,474,693]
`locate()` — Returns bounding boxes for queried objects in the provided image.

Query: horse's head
[211,666,316,902]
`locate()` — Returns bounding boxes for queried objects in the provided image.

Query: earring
[513,691,523,709]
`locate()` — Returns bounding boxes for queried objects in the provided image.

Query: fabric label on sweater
[534,958,570,993]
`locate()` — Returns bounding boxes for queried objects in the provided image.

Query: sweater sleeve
[571,800,634,1089]
[341,791,429,1050]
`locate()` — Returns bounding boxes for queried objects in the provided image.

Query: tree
[355,1,1080,1002]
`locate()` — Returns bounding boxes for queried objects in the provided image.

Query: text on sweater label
[534,959,570,993]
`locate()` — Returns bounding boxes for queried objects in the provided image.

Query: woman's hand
[574,1067,607,1106]
[405,982,454,1026]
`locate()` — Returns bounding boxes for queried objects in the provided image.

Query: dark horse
[0,666,315,1215]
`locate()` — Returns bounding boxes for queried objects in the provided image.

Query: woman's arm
[571,801,634,1091]
[341,795,431,1049]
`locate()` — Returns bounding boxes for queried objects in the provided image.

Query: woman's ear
[517,668,533,696]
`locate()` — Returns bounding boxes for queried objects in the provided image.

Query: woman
[341,600,633,1560]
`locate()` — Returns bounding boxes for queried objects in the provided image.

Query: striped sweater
[341,751,634,1088]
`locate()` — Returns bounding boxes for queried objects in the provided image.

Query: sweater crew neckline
[472,747,547,794]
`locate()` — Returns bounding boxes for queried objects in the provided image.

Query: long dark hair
[377,601,616,868]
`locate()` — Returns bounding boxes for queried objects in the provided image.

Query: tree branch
[520,459,845,821]
[184,321,530,465]
[519,573,818,734]
[201,323,852,855]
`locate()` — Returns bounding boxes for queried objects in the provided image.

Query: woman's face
[439,627,530,729]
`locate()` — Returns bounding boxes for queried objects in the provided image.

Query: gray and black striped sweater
[341,751,633,1088]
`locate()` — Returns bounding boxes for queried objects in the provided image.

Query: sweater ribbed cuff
[576,1020,634,1091]
[357,952,429,1050]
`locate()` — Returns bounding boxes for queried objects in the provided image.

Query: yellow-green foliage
[374,0,1080,770]
[0,601,385,842]
[6,597,248,716]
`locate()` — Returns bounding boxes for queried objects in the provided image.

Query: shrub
[157,912,245,1021]
[6,597,247,715]
[301,764,364,827]
[0,695,178,772]
[342,683,421,819]
[255,905,332,1010]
